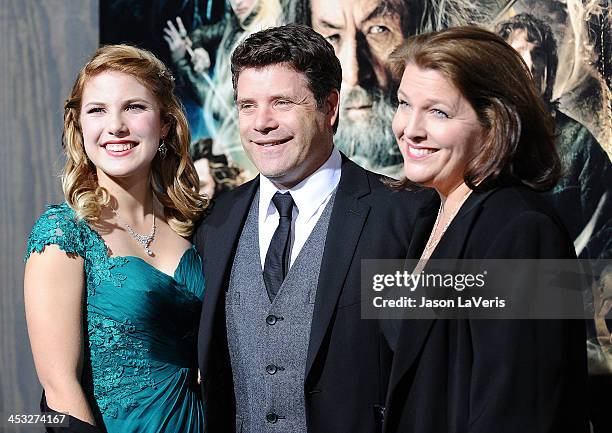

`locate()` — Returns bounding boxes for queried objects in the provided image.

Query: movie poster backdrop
[101,0,611,429]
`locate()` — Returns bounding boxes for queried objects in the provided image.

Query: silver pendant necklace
[116,209,156,256]
[421,189,473,258]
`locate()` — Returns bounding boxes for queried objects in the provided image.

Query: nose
[397,110,426,144]
[338,33,374,88]
[107,111,129,137]
[253,105,279,134]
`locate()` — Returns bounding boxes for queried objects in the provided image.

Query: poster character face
[392,64,483,196]
[505,28,548,98]
[311,0,404,168]
[80,71,168,182]
[229,0,259,23]
[236,64,338,188]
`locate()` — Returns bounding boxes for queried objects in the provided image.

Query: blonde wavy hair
[62,44,207,237]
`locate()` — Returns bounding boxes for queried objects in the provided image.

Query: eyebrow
[124,98,150,104]
[363,3,400,23]
[397,89,409,100]
[237,93,297,104]
[82,98,151,107]
[316,3,399,30]
[317,18,342,30]
[397,90,452,107]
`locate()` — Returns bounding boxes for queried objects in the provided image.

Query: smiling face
[236,63,338,188]
[392,64,484,196]
[311,0,404,166]
[79,71,168,184]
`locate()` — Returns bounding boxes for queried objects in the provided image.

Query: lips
[405,143,439,159]
[343,103,373,121]
[252,137,292,147]
[102,140,138,154]
[105,142,136,151]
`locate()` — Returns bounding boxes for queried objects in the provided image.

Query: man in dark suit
[193,24,428,433]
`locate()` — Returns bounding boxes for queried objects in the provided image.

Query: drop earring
[158,139,168,159]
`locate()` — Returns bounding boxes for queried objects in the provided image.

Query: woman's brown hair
[389,26,560,191]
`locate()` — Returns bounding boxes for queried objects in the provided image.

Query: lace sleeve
[24,203,84,262]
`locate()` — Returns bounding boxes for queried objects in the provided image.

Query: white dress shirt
[258,148,342,270]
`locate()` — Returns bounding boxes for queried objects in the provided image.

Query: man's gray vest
[226,190,335,433]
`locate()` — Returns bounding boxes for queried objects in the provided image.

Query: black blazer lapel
[199,177,260,374]
[385,318,435,414]
[405,194,439,260]
[386,199,437,413]
[305,157,371,380]
[386,189,496,414]
[385,195,439,406]
[429,189,495,260]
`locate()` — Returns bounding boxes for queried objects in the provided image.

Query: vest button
[266,412,279,423]
[266,314,277,325]
[266,364,278,375]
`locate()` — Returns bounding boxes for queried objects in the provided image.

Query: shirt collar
[259,148,342,223]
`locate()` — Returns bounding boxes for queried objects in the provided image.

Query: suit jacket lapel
[199,177,259,374]
[405,194,439,260]
[429,189,495,260]
[305,157,371,379]
[386,188,496,411]
[385,317,435,417]
[386,199,438,411]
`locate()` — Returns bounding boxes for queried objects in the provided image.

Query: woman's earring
[158,139,168,159]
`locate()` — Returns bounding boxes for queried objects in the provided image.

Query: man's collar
[259,148,342,223]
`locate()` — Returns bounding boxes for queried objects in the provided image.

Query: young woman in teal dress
[24,44,208,433]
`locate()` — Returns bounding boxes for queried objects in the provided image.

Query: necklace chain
[115,209,156,256]
[421,189,473,258]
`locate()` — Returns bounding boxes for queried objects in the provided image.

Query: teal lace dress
[25,203,205,433]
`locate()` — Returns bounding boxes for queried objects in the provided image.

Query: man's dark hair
[231,24,342,131]
[497,13,558,105]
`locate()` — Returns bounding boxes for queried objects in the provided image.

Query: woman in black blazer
[383,27,588,433]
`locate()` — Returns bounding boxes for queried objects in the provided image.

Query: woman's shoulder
[470,186,575,258]
[24,202,88,261]
[478,185,562,223]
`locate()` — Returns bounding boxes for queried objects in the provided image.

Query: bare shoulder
[25,244,85,295]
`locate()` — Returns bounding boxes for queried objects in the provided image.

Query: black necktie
[263,192,295,301]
